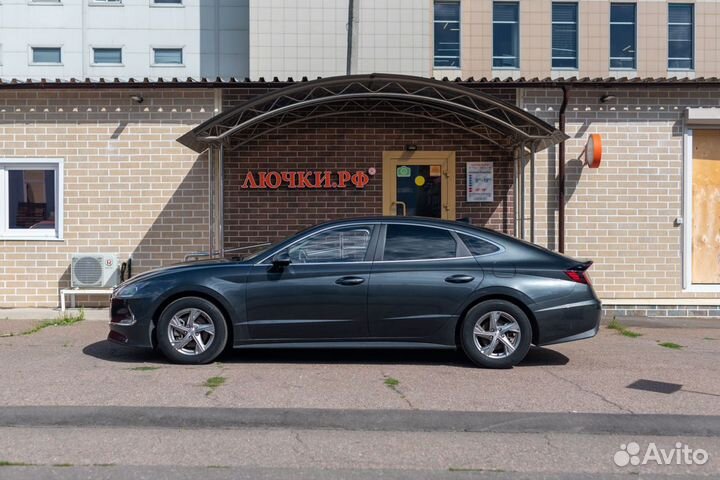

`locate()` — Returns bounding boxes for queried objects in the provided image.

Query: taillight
[565,269,591,284]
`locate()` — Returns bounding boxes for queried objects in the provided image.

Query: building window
[152,48,183,65]
[0,159,63,240]
[92,0,122,4]
[152,0,182,4]
[610,3,636,69]
[433,1,461,68]
[552,2,578,69]
[93,48,122,65]
[668,3,693,70]
[31,47,62,64]
[493,2,519,68]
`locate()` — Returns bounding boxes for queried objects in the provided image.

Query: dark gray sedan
[109,217,601,368]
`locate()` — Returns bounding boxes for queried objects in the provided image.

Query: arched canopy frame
[177,74,568,153]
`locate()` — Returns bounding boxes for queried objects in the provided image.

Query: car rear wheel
[460,300,532,369]
[156,297,228,365]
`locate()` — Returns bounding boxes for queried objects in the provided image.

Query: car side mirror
[271,252,291,268]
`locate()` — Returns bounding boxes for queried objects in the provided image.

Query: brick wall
[222,87,517,249]
[0,89,215,307]
[521,86,720,303]
[223,113,515,249]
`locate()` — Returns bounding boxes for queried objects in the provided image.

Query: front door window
[285,225,373,264]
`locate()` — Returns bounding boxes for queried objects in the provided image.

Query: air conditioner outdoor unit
[71,253,120,288]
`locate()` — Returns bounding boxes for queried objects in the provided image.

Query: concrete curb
[0,466,649,480]
[600,316,720,329]
[1,406,719,437]
[0,308,108,322]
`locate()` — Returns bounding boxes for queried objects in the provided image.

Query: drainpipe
[530,142,536,244]
[519,141,526,240]
[346,0,355,75]
[513,146,519,236]
[219,144,225,258]
[208,146,215,258]
[558,86,570,253]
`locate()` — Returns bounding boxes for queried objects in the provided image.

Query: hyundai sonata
[109,217,601,368]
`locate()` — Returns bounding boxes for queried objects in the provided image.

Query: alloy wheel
[472,311,521,359]
[167,308,216,356]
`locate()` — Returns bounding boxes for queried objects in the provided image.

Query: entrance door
[382,151,456,220]
[692,130,720,284]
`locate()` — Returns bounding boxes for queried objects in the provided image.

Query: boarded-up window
[692,130,720,284]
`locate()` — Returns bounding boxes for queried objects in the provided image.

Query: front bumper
[108,297,155,349]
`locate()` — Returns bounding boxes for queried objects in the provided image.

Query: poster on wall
[467,162,494,202]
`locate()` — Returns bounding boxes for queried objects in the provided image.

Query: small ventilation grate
[74,257,102,285]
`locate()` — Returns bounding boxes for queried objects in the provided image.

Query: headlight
[114,283,140,298]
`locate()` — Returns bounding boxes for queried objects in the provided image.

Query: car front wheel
[460,300,532,369]
[156,297,228,364]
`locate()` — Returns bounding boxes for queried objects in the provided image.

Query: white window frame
[492,1,520,70]
[609,2,637,71]
[551,1,579,71]
[433,0,462,69]
[29,45,63,66]
[91,46,124,66]
[668,3,694,71]
[0,158,64,241]
[150,46,184,67]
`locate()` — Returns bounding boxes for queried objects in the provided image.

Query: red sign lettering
[240,170,371,190]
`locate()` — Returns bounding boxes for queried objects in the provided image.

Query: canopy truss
[177,73,567,153]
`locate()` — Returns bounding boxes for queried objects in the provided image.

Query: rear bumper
[107,297,155,349]
[533,297,602,346]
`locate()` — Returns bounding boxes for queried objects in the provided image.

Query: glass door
[382,152,456,220]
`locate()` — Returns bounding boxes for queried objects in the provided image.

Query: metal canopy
[177,73,568,153]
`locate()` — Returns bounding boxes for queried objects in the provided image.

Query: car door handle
[335,276,366,286]
[445,274,475,284]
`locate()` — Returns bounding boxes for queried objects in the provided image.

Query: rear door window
[383,224,457,261]
[458,233,501,256]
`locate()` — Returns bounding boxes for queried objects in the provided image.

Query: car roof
[312,216,500,237]
[312,216,576,264]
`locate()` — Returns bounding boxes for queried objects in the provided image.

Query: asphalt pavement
[0,317,718,478]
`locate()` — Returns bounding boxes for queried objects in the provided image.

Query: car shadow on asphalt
[82,341,569,368]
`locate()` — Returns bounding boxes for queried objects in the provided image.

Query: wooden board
[692,130,720,284]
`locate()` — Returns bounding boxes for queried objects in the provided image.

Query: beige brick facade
[521,86,720,303]
[0,89,215,307]
[1,82,719,310]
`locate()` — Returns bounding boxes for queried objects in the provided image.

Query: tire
[459,300,532,369]
[156,297,228,365]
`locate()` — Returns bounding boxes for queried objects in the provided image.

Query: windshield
[238,224,329,262]
[238,241,282,262]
